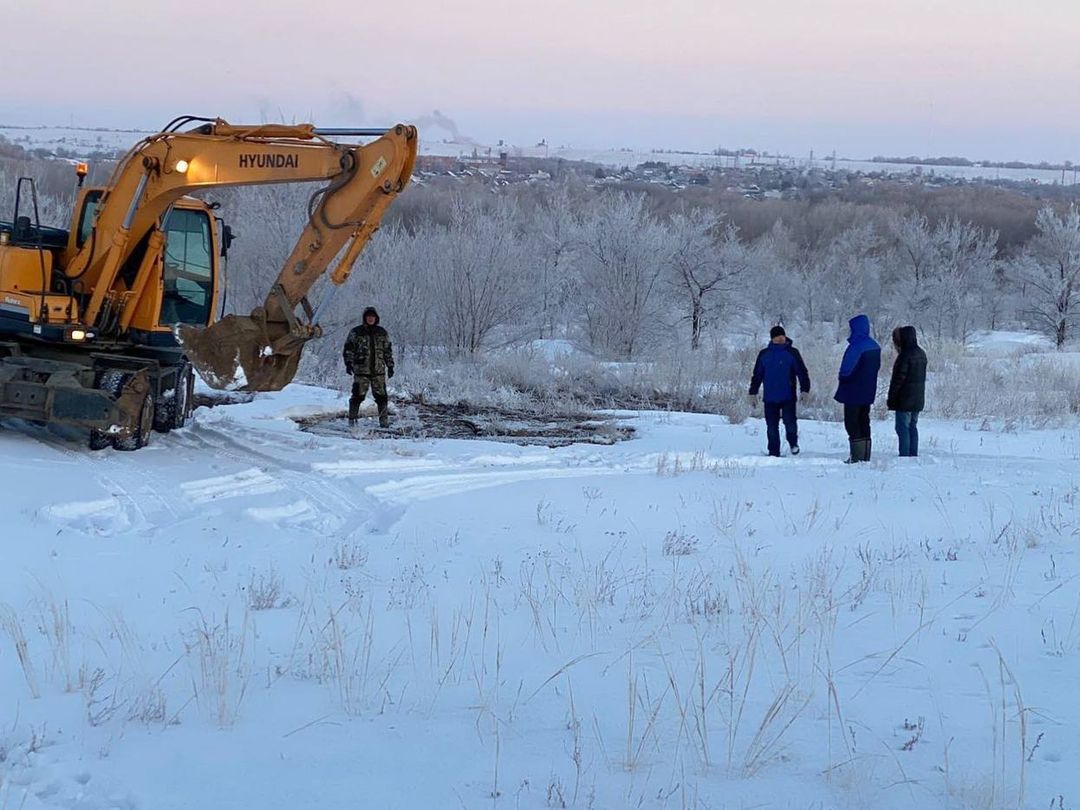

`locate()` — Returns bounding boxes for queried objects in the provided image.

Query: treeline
[216,178,1080,367]
[872,154,1078,172]
[872,155,977,167]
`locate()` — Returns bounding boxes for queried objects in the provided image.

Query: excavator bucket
[177,316,303,392]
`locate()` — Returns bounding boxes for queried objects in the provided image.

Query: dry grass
[1,606,39,698]
[185,611,250,727]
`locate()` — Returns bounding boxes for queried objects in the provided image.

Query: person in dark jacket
[886,325,928,457]
[834,314,881,463]
[749,325,811,457]
[343,306,395,428]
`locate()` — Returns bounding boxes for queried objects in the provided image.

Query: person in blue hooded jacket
[749,325,811,457]
[834,314,881,463]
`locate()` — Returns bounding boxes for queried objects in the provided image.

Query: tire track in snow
[312,457,450,477]
[24,432,182,536]
[365,466,633,505]
[170,422,382,535]
[173,421,313,472]
[180,467,285,503]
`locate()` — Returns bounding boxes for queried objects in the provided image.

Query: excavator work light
[174,159,190,174]
[75,162,89,187]
[69,329,87,341]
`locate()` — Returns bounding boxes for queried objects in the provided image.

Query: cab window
[159,208,214,326]
[76,191,104,248]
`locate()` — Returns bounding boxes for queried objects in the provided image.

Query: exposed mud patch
[193,391,256,408]
[294,401,635,447]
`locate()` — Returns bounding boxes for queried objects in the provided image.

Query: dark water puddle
[293,401,635,447]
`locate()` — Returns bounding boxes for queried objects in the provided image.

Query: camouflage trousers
[349,374,388,420]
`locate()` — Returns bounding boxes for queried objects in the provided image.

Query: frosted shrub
[928,354,1080,425]
[246,567,286,611]
[331,542,369,571]
[662,531,698,556]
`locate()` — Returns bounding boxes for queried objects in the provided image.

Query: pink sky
[5,0,1079,161]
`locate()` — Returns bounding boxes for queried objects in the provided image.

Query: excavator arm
[67,118,417,390]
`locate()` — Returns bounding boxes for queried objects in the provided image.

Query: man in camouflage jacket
[343,306,395,427]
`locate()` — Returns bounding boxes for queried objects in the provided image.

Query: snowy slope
[0,125,150,158]
[2,385,1079,809]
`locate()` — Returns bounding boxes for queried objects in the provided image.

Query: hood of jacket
[848,314,871,342]
[362,306,380,326]
[897,325,918,350]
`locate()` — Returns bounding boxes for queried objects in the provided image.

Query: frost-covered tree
[886,212,938,320]
[924,218,997,340]
[346,223,441,360]
[821,223,883,327]
[787,204,868,326]
[576,193,671,359]
[1015,205,1080,347]
[664,211,748,349]
[211,183,318,315]
[430,196,529,355]
[884,213,998,340]
[529,184,580,340]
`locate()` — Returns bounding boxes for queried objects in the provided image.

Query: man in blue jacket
[834,314,881,463]
[749,325,811,457]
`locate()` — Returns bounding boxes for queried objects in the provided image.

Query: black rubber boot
[845,440,870,463]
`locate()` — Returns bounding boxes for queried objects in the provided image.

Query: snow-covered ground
[0,126,149,158]
[966,330,1055,356]
[3,384,1079,809]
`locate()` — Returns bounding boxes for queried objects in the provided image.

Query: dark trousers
[895,410,919,456]
[764,400,798,456]
[349,374,388,418]
[843,404,872,441]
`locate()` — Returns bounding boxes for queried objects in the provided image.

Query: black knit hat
[769,325,786,339]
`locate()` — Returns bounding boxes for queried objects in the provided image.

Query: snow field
[1,385,1079,809]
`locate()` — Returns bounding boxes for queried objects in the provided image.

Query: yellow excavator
[0,116,416,449]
